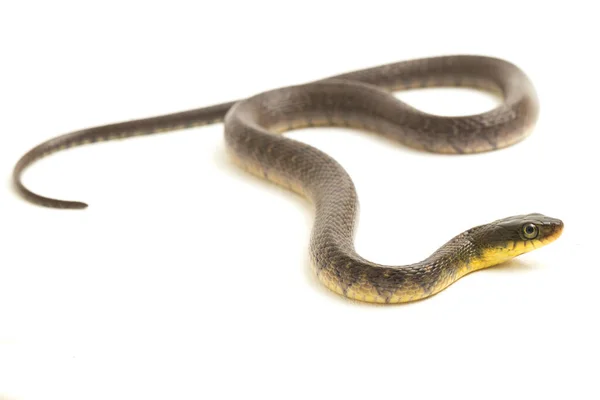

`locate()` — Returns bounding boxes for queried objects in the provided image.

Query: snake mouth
[539,219,564,245]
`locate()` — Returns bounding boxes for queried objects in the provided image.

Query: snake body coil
[13,55,563,303]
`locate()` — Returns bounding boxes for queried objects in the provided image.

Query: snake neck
[308,178,490,303]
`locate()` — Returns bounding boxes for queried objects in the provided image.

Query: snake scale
[13,55,563,303]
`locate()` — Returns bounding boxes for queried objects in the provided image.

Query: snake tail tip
[47,200,89,209]
[69,201,89,210]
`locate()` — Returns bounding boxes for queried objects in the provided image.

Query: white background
[1,1,598,399]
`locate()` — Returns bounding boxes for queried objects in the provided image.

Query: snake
[13,55,563,303]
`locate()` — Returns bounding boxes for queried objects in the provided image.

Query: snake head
[489,213,563,245]
[469,213,563,269]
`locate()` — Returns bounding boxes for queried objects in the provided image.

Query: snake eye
[522,223,539,239]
